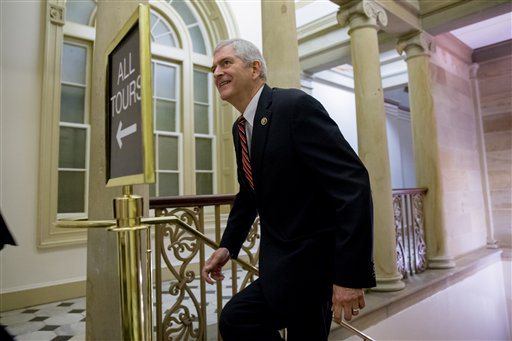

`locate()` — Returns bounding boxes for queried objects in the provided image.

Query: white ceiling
[450,12,512,49]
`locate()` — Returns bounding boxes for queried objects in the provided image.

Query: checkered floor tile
[0,297,86,340]
[0,269,247,340]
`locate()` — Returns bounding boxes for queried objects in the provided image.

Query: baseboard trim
[1,256,252,313]
[1,280,86,312]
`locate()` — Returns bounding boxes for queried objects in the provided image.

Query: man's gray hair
[214,38,267,82]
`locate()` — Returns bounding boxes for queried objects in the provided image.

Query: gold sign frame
[105,4,154,187]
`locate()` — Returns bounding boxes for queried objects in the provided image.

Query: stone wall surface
[429,34,489,257]
[478,55,512,248]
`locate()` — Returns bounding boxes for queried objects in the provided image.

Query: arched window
[58,40,91,219]
[38,0,234,246]
[149,2,215,196]
[65,0,96,26]
[56,0,96,221]
[53,0,97,221]
[170,0,207,54]
[150,10,178,47]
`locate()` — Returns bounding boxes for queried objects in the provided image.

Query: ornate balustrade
[150,195,259,340]
[392,188,428,278]
[149,189,429,340]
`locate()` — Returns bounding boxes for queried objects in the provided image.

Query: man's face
[211,45,255,107]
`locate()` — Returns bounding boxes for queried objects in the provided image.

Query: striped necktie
[238,116,254,190]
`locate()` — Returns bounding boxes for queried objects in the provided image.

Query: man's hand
[202,247,230,284]
[331,285,365,323]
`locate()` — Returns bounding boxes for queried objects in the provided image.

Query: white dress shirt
[241,85,264,155]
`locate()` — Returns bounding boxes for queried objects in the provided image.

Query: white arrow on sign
[116,121,137,149]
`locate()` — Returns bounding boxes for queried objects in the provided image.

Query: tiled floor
[0,297,86,340]
[0,269,242,340]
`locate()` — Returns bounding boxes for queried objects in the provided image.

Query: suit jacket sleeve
[291,92,376,288]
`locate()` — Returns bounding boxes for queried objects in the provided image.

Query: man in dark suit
[202,38,375,341]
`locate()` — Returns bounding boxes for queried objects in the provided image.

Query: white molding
[38,0,88,248]
[297,12,339,41]
[63,21,95,41]
[0,276,86,294]
[49,2,65,26]
[311,69,355,91]
[385,101,411,121]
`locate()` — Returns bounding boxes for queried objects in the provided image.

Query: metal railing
[58,188,427,340]
[151,195,259,340]
[150,195,375,340]
[392,188,428,278]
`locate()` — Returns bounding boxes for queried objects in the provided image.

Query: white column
[397,31,455,268]
[469,63,498,249]
[261,1,301,88]
[338,0,405,291]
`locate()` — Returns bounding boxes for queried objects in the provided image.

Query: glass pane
[60,84,85,123]
[156,99,176,132]
[155,33,176,47]
[159,173,179,196]
[151,20,169,36]
[193,70,208,103]
[195,138,212,170]
[171,1,196,25]
[155,63,176,99]
[58,171,85,213]
[59,127,86,168]
[196,173,213,195]
[62,44,86,84]
[66,0,96,26]
[150,10,177,47]
[194,104,209,134]
[158,135,178,170]
[189,26,207,55]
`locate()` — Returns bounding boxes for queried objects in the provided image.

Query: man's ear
[251,60,262,80]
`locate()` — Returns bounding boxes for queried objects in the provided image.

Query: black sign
[108,25,143,180]
[105,4,154,187]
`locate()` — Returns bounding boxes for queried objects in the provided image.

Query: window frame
[37,0,237,247]
[151,58,184,196]
[149,3,217,196]
[57,38,92,220]
[193,68,216,195]
[57,121,91,220]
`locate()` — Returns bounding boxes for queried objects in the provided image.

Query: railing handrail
[149,194,235,209]
[392,187,428,195]
[144,216,258,275]
[148,216,375,341]
[151,189,427,208]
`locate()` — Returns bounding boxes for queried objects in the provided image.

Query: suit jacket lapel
[251,84,273,190]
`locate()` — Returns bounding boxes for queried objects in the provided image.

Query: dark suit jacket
[220,84,375,315]
[0,210,16,250]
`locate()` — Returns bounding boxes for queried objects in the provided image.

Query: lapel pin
[261,117,268,126]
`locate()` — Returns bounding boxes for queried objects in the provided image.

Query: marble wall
[478,55,512,248]
[429,34,488,257]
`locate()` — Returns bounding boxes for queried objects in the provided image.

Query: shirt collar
[242,84,264,127]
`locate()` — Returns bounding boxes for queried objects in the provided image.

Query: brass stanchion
[109,185,152,341]
[56,185,154,340]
